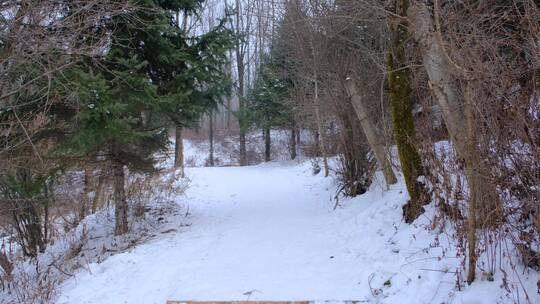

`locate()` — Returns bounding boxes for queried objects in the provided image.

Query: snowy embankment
[56,156,540,303]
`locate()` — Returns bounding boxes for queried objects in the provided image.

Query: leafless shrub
[0,0,133,257]
[126,169,189,219]
[0,249,13,292]
[411,0,540,298]
[277,0,394,190]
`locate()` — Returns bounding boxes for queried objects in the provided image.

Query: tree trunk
[43,186,49,245]
[290,127,297,160]
[112,157,128,236]
[239,122,247,165]
[91,168,107,213]
[173,11,187,176]
[174,125,185,176]
[264,127,271,162]
[227,98,232,130]
[313,77,329,177]
[81,167,93,220]
[312,130,320,155]
[309,40,329,177]
[209,111,215,166]
[409,2,503,283]
[235,0,247,166]
[387,0,428,223]
[409,3,464,149]
[345,78,397,186]
[464,85,478,285]
[409,2,502,222]
[227,49,234,131]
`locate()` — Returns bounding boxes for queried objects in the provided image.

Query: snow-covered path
[58,163,399,303]
[58,161,533,304]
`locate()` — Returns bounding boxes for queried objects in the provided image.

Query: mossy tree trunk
[387,0,428,223]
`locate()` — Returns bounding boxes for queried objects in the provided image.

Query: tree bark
[91,168,107,213]
[409,4,464,148]
[239,126,247,165]
[172,10,188,175]
[112,156,128,236]
[309,38,329,177]
[313,76,329,177]
[387,0,427,223]
[312,130,320,155]
[227,49,234,131]
[290,127,297,160]
[264,127,271,162]
[409,2,502,220]
[345,78,397,186]
[235,0,247,166]
[209,111,215,166]
[464,85,478,285]
[81,167,93,220]
[174,125,185,176]
[43,186,49,245]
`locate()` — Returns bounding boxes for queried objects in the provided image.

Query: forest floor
[56,142,539,304]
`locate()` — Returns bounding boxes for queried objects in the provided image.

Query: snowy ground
[168,129,311,168]
[56,158,540,304]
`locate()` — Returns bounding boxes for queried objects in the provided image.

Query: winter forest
[0,0,539,303]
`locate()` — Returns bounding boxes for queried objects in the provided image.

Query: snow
[161,130,311,169]
[55,156,540,304]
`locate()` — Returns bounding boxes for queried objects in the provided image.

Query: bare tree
[409,0,540,284]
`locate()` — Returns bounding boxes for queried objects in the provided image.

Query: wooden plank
[167,302,310,304]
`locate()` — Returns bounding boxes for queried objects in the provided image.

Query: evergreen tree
[248,47,293,162]
[63,0,232,235]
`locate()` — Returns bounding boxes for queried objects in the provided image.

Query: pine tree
[67,58,165,235]
[248,46,294,162]
[63,0,232,235]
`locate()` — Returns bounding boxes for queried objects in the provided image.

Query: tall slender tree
[387,0,427,222]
